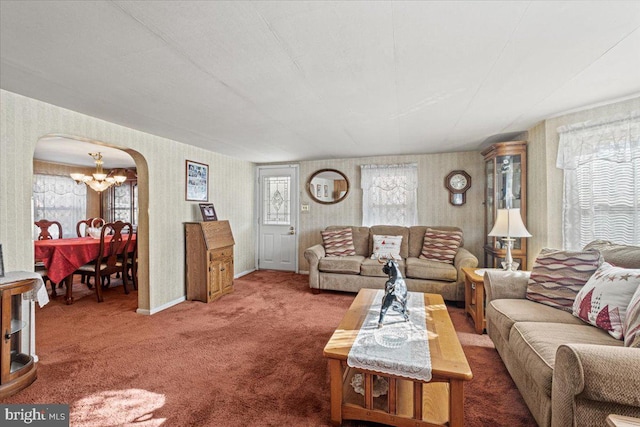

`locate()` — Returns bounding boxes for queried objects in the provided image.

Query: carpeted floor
[2,270,535,426]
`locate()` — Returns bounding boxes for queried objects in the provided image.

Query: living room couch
[484,240,640,427]
[304,225,478,302]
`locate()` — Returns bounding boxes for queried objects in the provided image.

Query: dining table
[34,234,136,304]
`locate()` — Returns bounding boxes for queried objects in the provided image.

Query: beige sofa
[484,241,640,427]
[304,225,478,302]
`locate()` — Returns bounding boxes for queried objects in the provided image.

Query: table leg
[475,283,485,334]
[64,275,74,305]
[449,379,464,427]
[328,359,343,426]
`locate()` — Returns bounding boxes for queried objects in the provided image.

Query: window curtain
[556,111,640,249]
[33,174,87,239]
[361,163,418,226]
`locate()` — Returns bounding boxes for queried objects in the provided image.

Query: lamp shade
[488,208,531,238]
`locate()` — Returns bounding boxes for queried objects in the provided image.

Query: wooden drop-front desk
[185,221,235,303]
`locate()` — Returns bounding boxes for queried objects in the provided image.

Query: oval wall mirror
[307,169,350,205]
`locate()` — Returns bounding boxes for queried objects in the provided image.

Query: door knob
[289,226,295,235]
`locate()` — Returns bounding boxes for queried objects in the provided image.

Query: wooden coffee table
[323,289,472,427]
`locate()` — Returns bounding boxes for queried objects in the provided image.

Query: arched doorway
[33,134,149,312]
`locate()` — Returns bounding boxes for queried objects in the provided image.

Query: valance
[360,163,418,191]
[556,111,640,170]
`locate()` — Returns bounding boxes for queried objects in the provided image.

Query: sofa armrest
[304,244,326,289]
[453,248,478,300]
[484,270,530,302]
[552,344,640,427]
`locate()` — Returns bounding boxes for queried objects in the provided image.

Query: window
[33,174,87,239]
[557,112,640,250]
[360,163,418,226]
[104,181,138,229]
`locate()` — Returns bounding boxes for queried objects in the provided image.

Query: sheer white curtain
[361,163,418,226]
[33,174,87,239]
[557,111,640,250]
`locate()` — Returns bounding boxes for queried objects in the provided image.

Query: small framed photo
[186,160,209,202]
[199,203,218,221]
[0,244,4,278]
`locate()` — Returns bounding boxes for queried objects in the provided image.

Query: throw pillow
[321,228,356,257]
[572,262,640,340]
[624,285,640,348]
[370,235,403,261]
[526,248,602,312]
[419,228,462,264]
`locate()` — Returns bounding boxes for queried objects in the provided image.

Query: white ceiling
[2,1,640,164]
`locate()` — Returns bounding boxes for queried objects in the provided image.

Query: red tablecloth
[34,235,136,284]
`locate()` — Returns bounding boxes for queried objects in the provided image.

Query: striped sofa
[303,225,478,302]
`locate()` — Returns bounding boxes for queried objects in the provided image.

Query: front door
[257,165,298,272]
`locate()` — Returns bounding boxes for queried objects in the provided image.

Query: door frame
[255,164,300,273]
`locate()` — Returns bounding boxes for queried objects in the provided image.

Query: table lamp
[488,208,531,271]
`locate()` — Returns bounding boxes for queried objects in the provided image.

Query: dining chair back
[35,219,63,240]
[76,218,104,237]
[76,220,133,302]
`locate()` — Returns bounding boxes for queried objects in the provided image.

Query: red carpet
[2,271,535,426]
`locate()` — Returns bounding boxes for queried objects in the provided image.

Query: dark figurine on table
[377,258,409,328]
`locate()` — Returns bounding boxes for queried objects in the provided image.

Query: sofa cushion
[584,240,640,269]
[370,234,403,260]
[526,248,602,312]
[318,256,365,274]
[361,258,405,277]
[487,299,586,344]
[370,226,409,258]
[405,257,457,282]
[572,262,640,339]
[624,285,640,348]
[325,226,370,256]
[321,228,356,256]
[419,228,463,264]
[509,322,622,397]
[408,226,464,258]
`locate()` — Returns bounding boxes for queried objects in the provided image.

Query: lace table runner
[347,290,432,382]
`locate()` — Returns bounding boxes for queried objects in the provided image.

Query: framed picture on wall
[186,160,209,202]
[199,203,217,221]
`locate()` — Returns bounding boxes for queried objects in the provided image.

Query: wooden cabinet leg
[328,359,343,426]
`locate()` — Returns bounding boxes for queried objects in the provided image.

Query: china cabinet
[0,278,37,398]
[185,221,235,303]
[482,141,528,270]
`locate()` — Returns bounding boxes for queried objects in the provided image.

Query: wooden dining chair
[126,239,138,291]
[34,219,63,294]
[35,219,63,240]
[76,218,100,237]
[75,221,133,302]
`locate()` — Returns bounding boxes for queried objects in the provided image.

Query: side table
[462,267,490,334]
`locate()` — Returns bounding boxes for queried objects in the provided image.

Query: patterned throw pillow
[624,285,640,347]
[526,248,602,312]
[321,228,356,257]
[419,228,462,264]
[370,235,403,261]
[572,263,640,340]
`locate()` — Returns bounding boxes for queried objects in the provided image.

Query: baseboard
[136,296,186,316]
[235,268,256,278]
[299,270,309,275]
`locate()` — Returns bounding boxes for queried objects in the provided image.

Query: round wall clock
[445,170,471,206]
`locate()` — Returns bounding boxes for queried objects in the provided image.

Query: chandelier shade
[70,152,126,192]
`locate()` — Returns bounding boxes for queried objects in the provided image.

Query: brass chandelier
[70,152,126,192]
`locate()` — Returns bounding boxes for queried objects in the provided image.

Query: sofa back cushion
[583,240,640,269]
[325,226,370,256]
[526,248,603,312]
[408,226,463,258]
[624,285,640,348]
[370,226,409,258]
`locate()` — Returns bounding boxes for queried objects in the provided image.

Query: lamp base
[500,261,520,271]
[500,237,519,271]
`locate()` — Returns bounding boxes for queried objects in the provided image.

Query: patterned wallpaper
[0,90,255,313]
[297,151,486,271]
